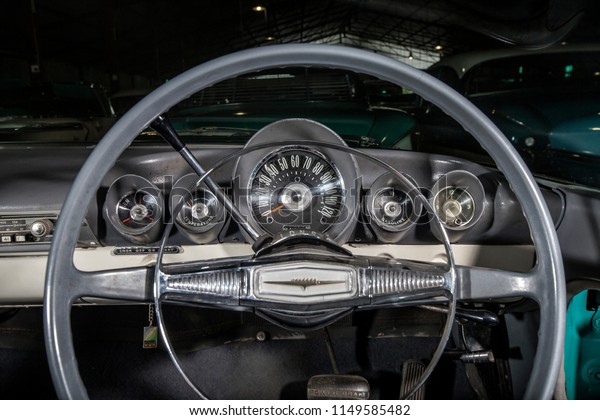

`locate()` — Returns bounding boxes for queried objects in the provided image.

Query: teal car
[416,45,600,187]
[167,67,415,149]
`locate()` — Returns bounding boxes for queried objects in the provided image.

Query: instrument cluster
[102,120,491,247]
[104,175,227,245]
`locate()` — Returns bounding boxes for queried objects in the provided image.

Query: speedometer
[249,147,344,237]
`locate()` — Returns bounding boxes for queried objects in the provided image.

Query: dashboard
[0,118,572,304]
[100,120,562,251]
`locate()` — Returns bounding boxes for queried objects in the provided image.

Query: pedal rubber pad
[307,375,370,400]
[400,360,427,400]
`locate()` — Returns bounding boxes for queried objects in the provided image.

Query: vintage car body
[416,45,600,187]
[168,68,415,148]
[0,82,115,143]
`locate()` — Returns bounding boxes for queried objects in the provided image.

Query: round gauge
[249,147,344,237]
[175,189,223,233]
[433,186,475,228]
[370,187,413,231]
[116,190,161,231]
[105,175,164,244]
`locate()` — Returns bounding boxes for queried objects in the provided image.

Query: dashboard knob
[30,219,54,239]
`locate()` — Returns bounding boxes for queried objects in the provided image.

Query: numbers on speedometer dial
[249,148,344,237]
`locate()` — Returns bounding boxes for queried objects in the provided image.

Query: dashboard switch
[14,234,27,242]
[30,219,54,239]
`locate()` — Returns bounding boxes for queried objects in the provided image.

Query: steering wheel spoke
[75,266,154,302]
[456,266,539,301]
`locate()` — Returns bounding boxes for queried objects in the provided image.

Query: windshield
[1,55,599,189]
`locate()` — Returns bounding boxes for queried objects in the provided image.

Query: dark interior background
[1,0,599,95]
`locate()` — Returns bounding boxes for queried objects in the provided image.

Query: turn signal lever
[150,114,261,241]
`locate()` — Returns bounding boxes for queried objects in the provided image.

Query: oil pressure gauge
[171,176,227,244]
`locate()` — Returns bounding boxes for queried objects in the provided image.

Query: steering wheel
[44,44,565,399]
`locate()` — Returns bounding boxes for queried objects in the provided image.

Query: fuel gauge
[105,175,164,244]
[117,190,161,230]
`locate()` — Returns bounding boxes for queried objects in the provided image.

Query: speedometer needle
[262,204,284,217]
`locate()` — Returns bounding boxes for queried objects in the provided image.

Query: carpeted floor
[0,305,477,399]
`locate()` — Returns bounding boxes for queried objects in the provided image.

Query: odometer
[249,148,344,237]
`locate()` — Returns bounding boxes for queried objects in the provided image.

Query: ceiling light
[408,51,414,60]
[434,44,443,51]
[265,36,275,41]
[253,6,265,12]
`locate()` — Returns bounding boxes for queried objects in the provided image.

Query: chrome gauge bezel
[104,174,164,244]
[232,119,360,244]
[432,186,476,228]
[429,170,485,233]
[365,173,422,242]
[175,189,223,232]
[369,186,414,232]
[114,190,162,233]
[170,174,228,244]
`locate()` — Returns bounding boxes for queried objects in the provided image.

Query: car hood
[550,115,600,156]
[471,90,600,154]
[169,101,414,146]
[0,116,115,143]
[0,117,89,141]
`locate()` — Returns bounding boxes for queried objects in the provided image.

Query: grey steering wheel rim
[44,44,565,399]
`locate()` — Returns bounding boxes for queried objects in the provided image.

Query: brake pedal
[307,375,370,400]
[400,360,427,400]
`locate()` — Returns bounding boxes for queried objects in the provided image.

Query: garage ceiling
[1,0,598,90]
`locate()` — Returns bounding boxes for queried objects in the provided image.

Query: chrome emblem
[265,278,347,290]
[254,262,357,303]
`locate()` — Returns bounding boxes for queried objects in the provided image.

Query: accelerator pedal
[400,360,427,400]
[307,375,370,400]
